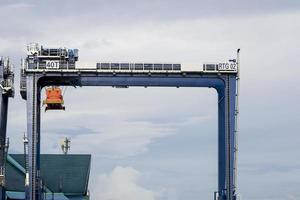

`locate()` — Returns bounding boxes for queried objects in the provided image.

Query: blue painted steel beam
[0,59,14,200]
[26,75,42,200]
[0,95,8,200]
[25,72,237,200]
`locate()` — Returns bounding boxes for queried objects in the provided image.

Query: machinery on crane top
[42,87,65,111]
[26,43,78,70]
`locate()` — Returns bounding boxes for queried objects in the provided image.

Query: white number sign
[218,63,237,71]
[46,60,60,69]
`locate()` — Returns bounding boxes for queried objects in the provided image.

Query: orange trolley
[43,87,65,111]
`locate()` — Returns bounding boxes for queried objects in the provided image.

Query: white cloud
[69,120,175,157]
[93,166,157,200]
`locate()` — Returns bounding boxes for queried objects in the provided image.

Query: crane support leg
[217,75,237,200]
[0,59,11,200]
[26,75,41,200]
[0,95,8,200]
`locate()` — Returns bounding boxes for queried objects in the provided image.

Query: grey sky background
[1,0,300,199]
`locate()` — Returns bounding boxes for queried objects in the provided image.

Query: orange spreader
[43,87,65,111]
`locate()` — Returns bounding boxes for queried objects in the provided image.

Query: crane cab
[43,87,65,111]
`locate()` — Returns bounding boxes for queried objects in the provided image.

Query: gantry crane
[20,43,240,200]
[0,57,14,200]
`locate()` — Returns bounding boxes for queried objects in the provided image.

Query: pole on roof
[60,138,71,155]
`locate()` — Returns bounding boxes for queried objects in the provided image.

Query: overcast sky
[1,0,300,199]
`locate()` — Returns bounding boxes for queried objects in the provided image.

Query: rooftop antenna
[60,138,71,155]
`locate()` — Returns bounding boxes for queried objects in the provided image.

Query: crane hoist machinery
[21,43,77,109]
[42,87,65,111]
[26,43,78,70]
[0,57,14,96]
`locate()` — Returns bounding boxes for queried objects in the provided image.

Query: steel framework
[20,47,240,200]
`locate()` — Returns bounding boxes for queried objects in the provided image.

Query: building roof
[6,154,91,196]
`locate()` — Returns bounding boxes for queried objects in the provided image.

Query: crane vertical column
[0,94,8,200]
[217,74,237,200]
[218,86,226,199]
[0,88,8,200]
[0,58,14,200]
[26,74,41,200]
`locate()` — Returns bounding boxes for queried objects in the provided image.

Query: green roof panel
[6,154,91,196]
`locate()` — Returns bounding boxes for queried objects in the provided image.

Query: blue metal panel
[79,76,224,89]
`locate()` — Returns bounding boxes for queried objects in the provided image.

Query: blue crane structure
[20,43,240,200]
[0,58,14,200]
